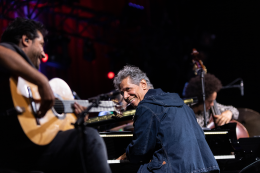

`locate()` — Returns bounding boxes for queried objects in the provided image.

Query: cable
[240,159,260,173]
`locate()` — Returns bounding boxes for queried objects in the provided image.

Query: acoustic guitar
[10,77,116,145]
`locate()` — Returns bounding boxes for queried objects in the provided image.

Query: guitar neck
[58,100,115,113]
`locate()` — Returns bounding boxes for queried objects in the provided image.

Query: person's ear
[21,35,30,47]
[140,79,148,90]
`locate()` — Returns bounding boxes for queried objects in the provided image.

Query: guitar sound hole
[53,99,64,114]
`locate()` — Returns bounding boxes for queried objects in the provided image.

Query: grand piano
[86,108,260,173]
[100,130,260,173]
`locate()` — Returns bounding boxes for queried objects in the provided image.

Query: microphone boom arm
[221,79,244,96]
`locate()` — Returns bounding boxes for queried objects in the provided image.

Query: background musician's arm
[126,106,157,163]
[0,45,55,117]
[214,102,239,126]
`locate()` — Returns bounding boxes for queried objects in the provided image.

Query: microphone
[240,80,244,96]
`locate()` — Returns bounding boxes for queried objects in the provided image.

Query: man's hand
[37,78,55,118]
[214,110,232,126]
[116,153,127,160]
[0,46,55,118]
[73,102,89,121]
[74,102,86,115]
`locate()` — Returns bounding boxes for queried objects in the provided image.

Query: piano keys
[100,130,236,159]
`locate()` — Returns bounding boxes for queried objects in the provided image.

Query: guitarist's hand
[73,102,89,121]
[37,78,55,118]
[214,110,232,126]
[0,45,54,118]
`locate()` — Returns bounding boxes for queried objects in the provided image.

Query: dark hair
[1,17,47,44]
[184,73,222,104]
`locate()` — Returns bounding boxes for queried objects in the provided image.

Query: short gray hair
[113,65,154,90]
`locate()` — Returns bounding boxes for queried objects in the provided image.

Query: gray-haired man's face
[119,77,149,108]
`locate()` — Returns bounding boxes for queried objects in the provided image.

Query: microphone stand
[191,48,210,130]
[73,96,101,173]
[198,69,209,130]
[221,85,241,89]
[221,78,244,96]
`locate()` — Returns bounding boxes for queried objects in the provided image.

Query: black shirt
[0,42,35,113]
[0,43,42,161]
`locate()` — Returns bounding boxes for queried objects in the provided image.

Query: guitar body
[10,77,76,145]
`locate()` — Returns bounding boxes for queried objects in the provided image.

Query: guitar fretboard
[54,100,116,113]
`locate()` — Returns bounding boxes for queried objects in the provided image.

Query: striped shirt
[195,102,239,127]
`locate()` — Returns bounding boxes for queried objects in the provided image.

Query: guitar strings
[54,101,116,109]
[53,103,116,111]
[54,103,115,109]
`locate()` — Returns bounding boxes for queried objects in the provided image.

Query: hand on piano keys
[116,152,127,160]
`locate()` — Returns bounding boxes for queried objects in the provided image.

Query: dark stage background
[0,0,259,113]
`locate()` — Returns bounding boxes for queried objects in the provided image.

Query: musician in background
[114,65,219,173]
[0,17,110,173]
[184,73,239,127]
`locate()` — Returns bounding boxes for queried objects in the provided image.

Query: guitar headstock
[191,48,207,75]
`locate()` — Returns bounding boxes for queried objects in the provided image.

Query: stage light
[107,72,115,79]
[42,54,48,63]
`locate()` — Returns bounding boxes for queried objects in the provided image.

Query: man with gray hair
[114,65,219,173]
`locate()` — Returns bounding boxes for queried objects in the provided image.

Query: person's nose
[41,51,45,59]
[123,91,129,100]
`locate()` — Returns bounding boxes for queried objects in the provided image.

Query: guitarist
[0,17,111,173]
[184,73,239,127]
